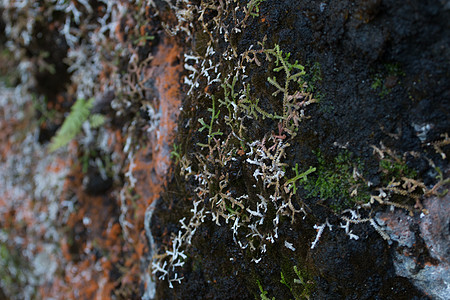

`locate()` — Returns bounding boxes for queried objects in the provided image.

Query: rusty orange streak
[133,37,183,208]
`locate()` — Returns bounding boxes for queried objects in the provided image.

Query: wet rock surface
[377,185,450,299]
[0,0,448,299]
[151,0,449,299]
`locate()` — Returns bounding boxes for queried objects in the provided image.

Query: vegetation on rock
[0,0,449,299]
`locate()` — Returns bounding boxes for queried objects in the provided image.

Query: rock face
[377,189,450,300]
[0,0,449,299]
[149,0,449,299]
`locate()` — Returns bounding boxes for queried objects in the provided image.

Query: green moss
[248,0,266,18]
[301,151,370,211]
[304,62,322,99]
[170,143,181,164]
[257,264,315,300]
[285,164,316,194]
[379,158,417,182]
[197,97,223,148]
[257,280,275,300]
[371,63,405,97]
[292,265,315,300]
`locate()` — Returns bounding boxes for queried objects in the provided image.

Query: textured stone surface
[377,191,450,299]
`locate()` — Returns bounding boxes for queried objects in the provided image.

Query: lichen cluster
[1,0,448,298]
[151,0,449,292]
[0,0,170,298]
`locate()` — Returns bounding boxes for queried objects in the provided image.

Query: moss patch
[301,151,370,212]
